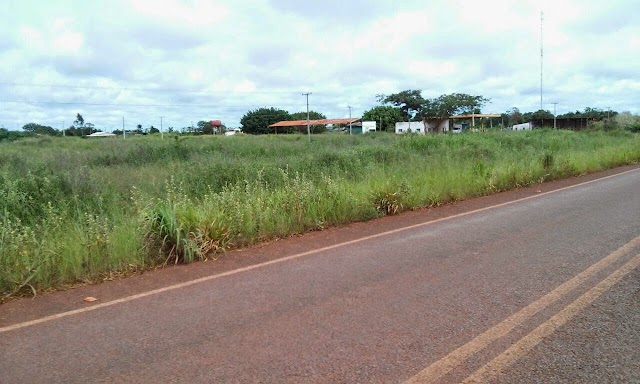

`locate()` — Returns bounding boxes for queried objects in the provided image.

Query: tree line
[2,113,229,142]
[3,93,639,142]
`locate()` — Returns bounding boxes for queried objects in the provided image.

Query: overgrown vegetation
[1,130,638,300]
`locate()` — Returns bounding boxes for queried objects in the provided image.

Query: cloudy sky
[1,0,638,131]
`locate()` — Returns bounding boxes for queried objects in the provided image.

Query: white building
[362,121,377,133]
[395,121,427,134]
[424,119,450,133]
[87,132,116,138]
[512,122,533,131]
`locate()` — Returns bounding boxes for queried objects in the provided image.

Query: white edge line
[1,167,638,333]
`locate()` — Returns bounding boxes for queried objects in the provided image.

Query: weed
[0,130,638,296]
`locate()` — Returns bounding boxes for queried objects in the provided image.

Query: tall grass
[1,130,638,299]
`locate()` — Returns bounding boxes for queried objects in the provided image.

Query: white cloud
[0,0,638,130]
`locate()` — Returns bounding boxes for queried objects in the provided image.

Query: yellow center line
[462,253,640,383]
[404,235,640,384]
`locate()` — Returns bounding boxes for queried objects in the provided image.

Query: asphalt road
[1,166,639,383]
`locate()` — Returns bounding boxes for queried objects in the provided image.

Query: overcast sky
[1,0,638,130]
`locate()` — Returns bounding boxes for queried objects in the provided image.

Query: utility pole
[160,116,164,139]
[62,121,65,137]
[348,106,353,135]
[122,116,126,139]
[302,92,311,140]
[551,102,558,129]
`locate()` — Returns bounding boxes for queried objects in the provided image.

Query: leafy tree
[524,109,554,121]
[361,105,404,132]
[196,121,211,134]
[22,123,58,136]
[506,107,524,126]
[64,125,92,137]
[74,113,84,127]
[1,128,32,142]
[379,91,489,132]
[290,111,327,133]
[616,112,640,132]
[558,107,617,120]
[378,90,426,121]
[149,126,159,134]
[422,93,489,118]
[240,107,292,135]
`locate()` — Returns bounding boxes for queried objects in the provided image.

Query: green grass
[1,130,639,299]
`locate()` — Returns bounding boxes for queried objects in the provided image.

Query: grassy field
[1,129,638,299]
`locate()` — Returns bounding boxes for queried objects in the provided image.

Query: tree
[378,90,426,121]
[149,126,159,134]
[240,107,292,135]
[74,113,84,127]
[380,91,489,133]
[524,109,554,121]
[22,123,58,136]
[361,106,404,132]
[616,112,640,132]
[64,124,92,137]
[1,128,32,142]
[422,93,489,118]
[290,111,327,133]
[506,107,524,126]
[196,121,211,134]
[558,107,616,120]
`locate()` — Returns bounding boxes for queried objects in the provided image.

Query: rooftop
[269,118,360,127]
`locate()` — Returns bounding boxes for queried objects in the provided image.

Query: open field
[1,130,638,299]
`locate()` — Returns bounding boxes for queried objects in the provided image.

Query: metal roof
[269,118,360,127]
[450,114,501,119]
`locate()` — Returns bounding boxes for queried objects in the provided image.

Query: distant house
[512,122,533,131]
[349,121,377,134]
[395,121,427,134]
[87,132,116,138]
[424,119,450,133]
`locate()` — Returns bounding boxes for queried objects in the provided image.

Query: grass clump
[0,130,638,299]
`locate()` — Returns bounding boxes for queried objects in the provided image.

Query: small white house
[395,122,426,134]
[362,121,377,133]
[512,122,532,131]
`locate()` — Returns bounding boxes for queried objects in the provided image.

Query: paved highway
[1,166,639,383]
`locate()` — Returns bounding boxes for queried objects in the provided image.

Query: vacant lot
[1,130,638,299]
